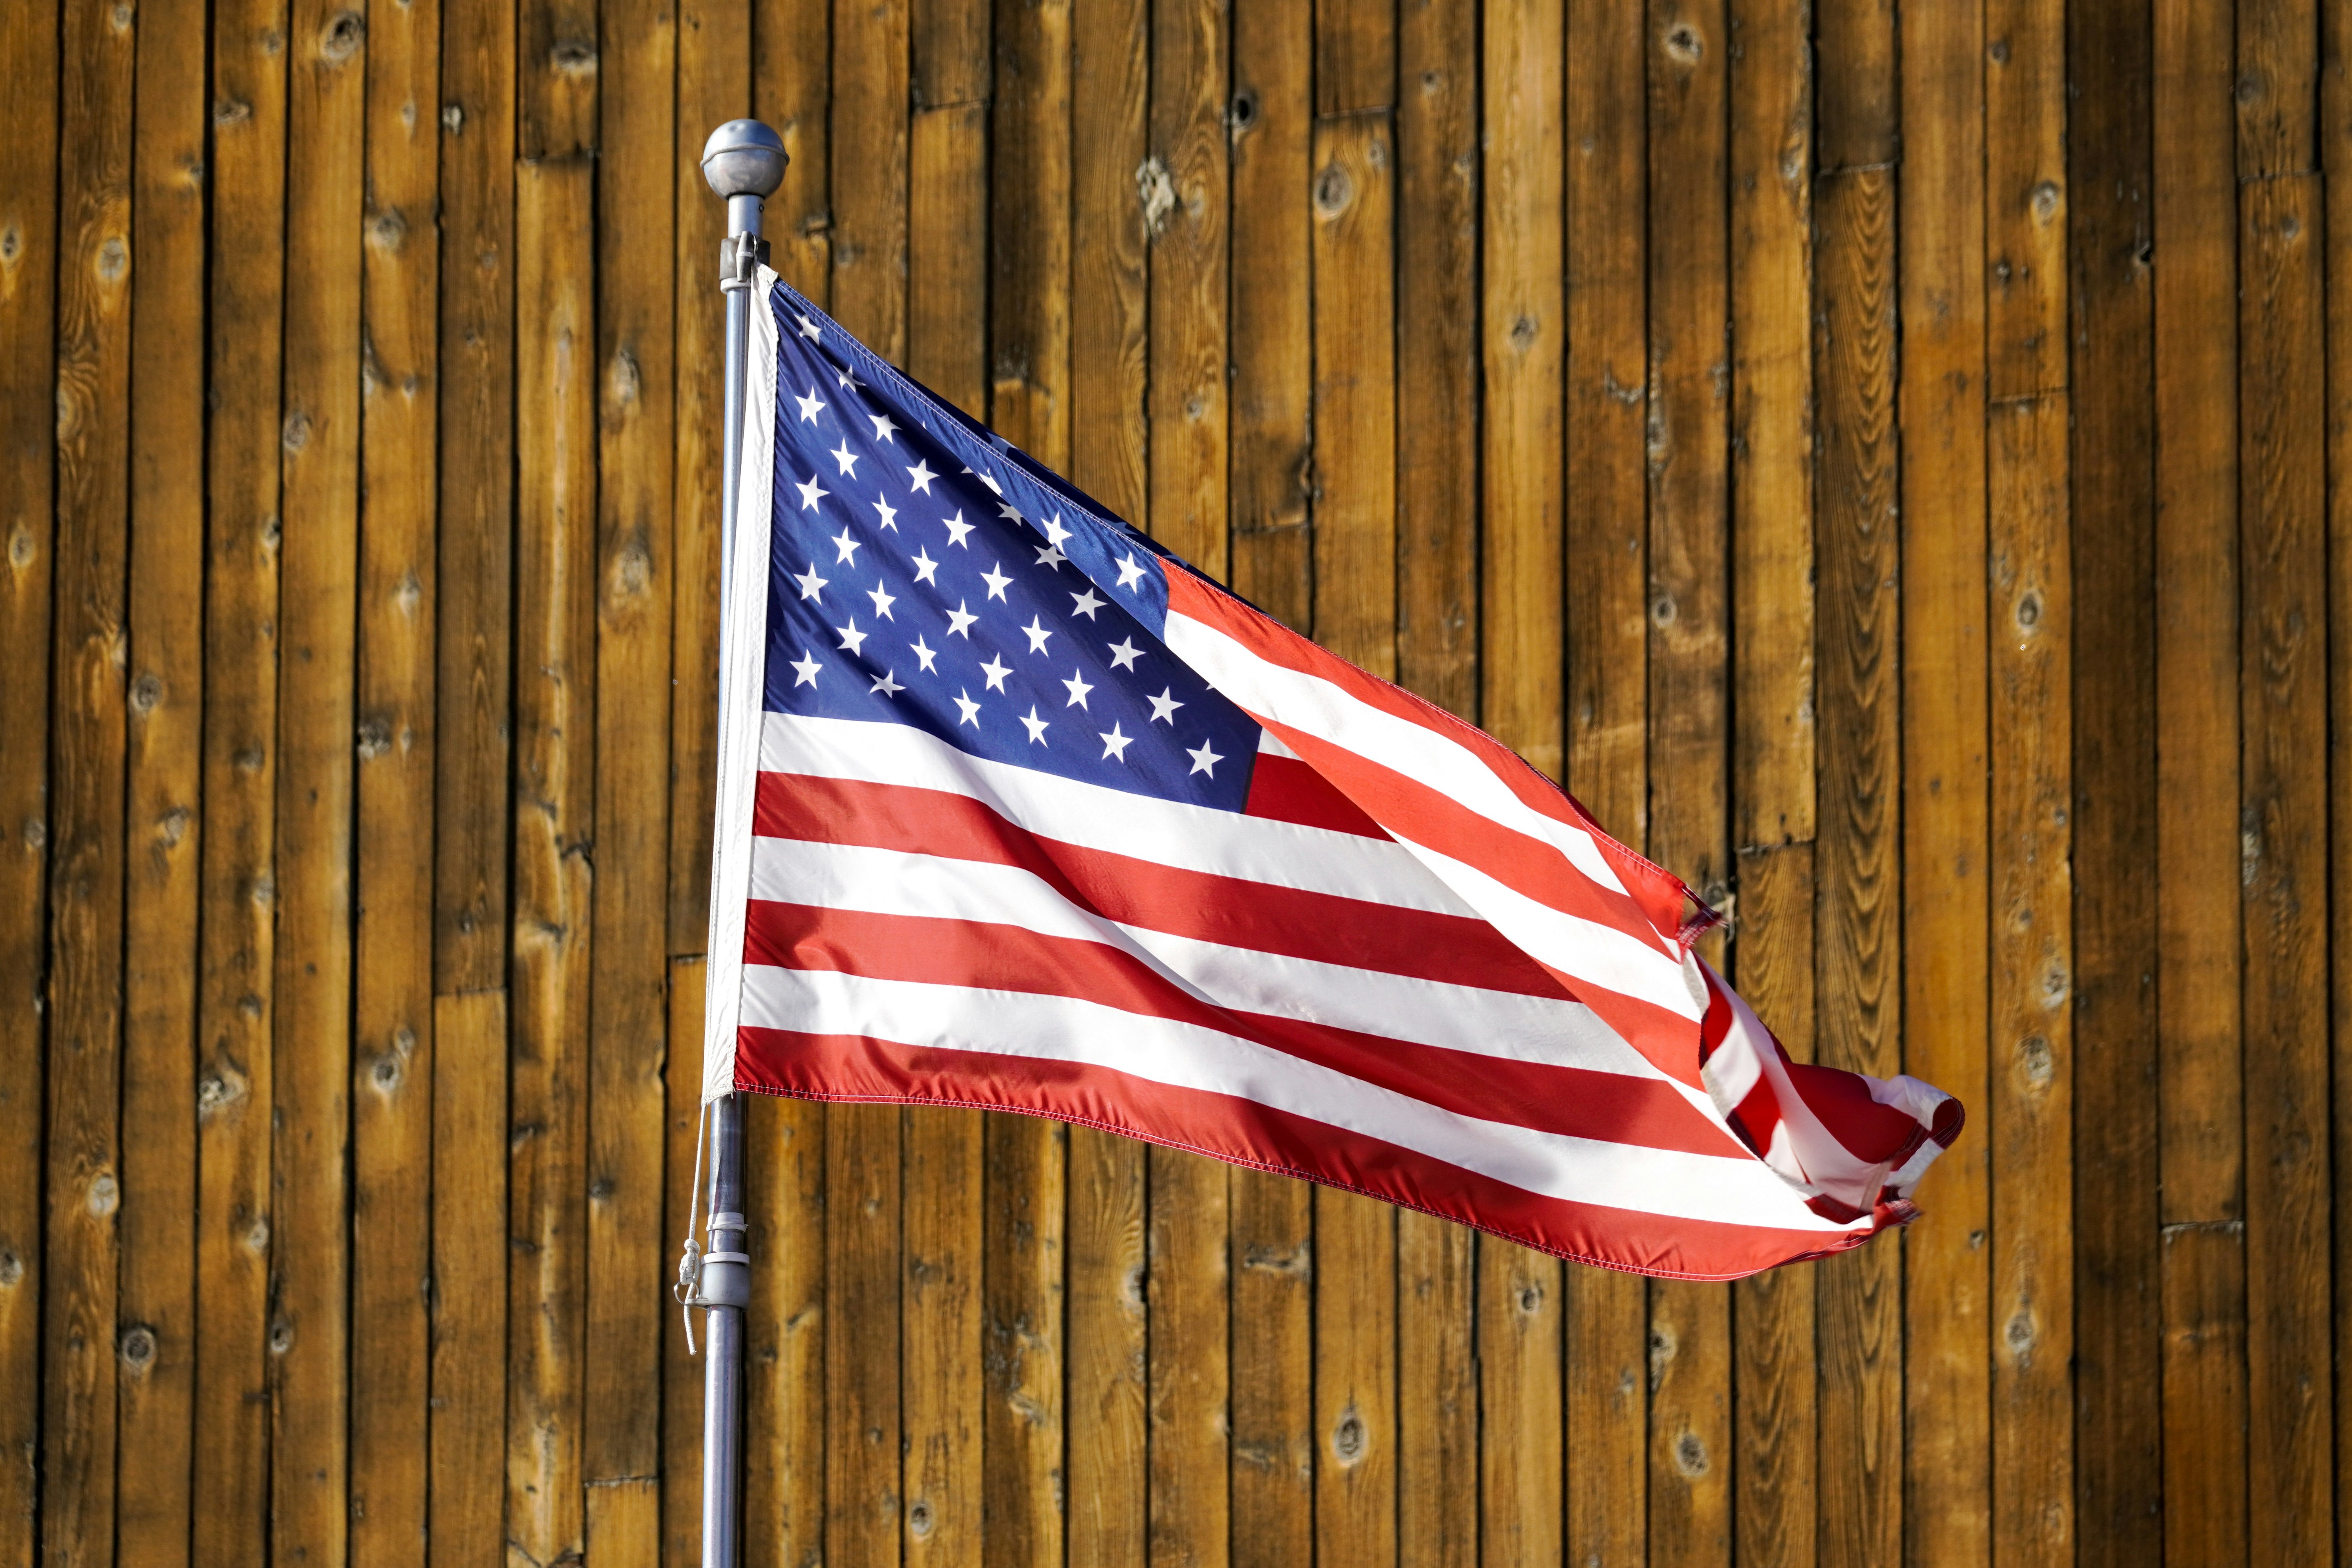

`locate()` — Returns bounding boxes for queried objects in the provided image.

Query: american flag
[703,274,1962,1280]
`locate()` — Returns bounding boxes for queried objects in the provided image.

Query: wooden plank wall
[0,0,2343,1562]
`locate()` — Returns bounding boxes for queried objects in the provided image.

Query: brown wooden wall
[2,0,2345,1562]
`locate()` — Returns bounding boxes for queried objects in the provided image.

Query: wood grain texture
[2066,0,2162,1557]
[1895,0,1990,1559]
[1726,0,1816,1557]
[2324,0,2352,1552]
[1145,0,1230,579]
[1226,0,1310,632]
[1987,394,2074,1568]
[44,0,133,1557]
[2237,170,2334,1567]
[274,0,367,1555]
[1147,1150,1228,1568]
[118,0,207,1557]
[195,0,289,1553]
[587,0,675,1553]
[8,3,2350,1561]
[1644,0,1733,1558]
[0,0,54,1553]
[1393,0,1478,719]
[1811,161,1902,1568]
[352,0,440,1557]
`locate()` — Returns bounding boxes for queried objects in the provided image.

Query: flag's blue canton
[761,283,1262,812]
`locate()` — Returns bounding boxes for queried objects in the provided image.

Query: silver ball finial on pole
[701,119,787,238]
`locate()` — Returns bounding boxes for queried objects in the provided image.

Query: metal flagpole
[697,116,786,1568]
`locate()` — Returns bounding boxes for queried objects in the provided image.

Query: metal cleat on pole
[696,115,785,1568]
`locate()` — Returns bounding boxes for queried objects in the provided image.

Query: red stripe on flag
[742,898,1749,1157]
[1242,752,1389,838]
[754,769,1575,1000]
[733,1023,1884,1280]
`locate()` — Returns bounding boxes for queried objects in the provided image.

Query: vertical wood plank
[118,0,208,1556]
[1486,0,1564,785]
[826,7,911,1568]
[989,0,1071,470]
[982,1114,1065,1568]
[904,15,989,1560]
[1479,9,1567,1568]
[430,0,516,1554]
[1226,0,1310,631]
[2151,0,2247,1556]
[1986,395,2074,1568]
[1228,1167,1312,1568]
[984,7,1071,1565]
[1984,0,2074,1558]
[2236,169,2334,1568]
[1068,0,1149,528]
[276,0,368,1555]
[1308,25,1398,1568]
[1067,1127,1148,1568]
[588,0,676,1558]
[352,0,440,1558]
[432,988,511,1566]
[1225,9,1313,1566]
[1558,1,1648,1556]
[1394,1207,1475,1568]
[1145,0,1230,579]
[0,0,55,1556]
[1895,0,1989,1560]
[1644,0,1733,1554]
[754,0,833,304]
[510,0,600,1545]
[1147,1150,1229,1568]
[1809,14,1903,1540]
[2065,0,2161,1555]
[1726,0,1815,1553]
[1393,0,1478,720]
[743,1084,831,1568]
[1066,8,1151,1563]
[1309,109,1397,678]
[45,0,134,1557]
[196,0,291,1550]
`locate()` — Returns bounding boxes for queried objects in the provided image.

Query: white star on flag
[979,654,1012,692]
[1020,706,1050,745]
[1147,688,1183,724]
[911,548,940,585]
[866,582,896,620]
[797,473,829,511]
[1107,638,1142,671]
[1099,723,1133,762]
[1186,739,1223,777]
[872,495,899,531]
[796,313,821,340]
[981,563,1013,601]
[796,388,826,423]
[942,511,975,548]
[906,460,936,494]
[1043,515,1072,547]
[953,689,982,726]
[1034,542,1069,571]
[870,413,900,443]
[1062,669,1094,709]
[830,440,860,476]
[869,669,904,697]
[1022,616,1054,654]
[1071,588,1106,619]
[790,651,821,687]
[833,618,868,656]
[944,600,977,638]
[910,636,939,673]
[1115,554,1147,591]
[830,528,861,565]
[793,564,827,601]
